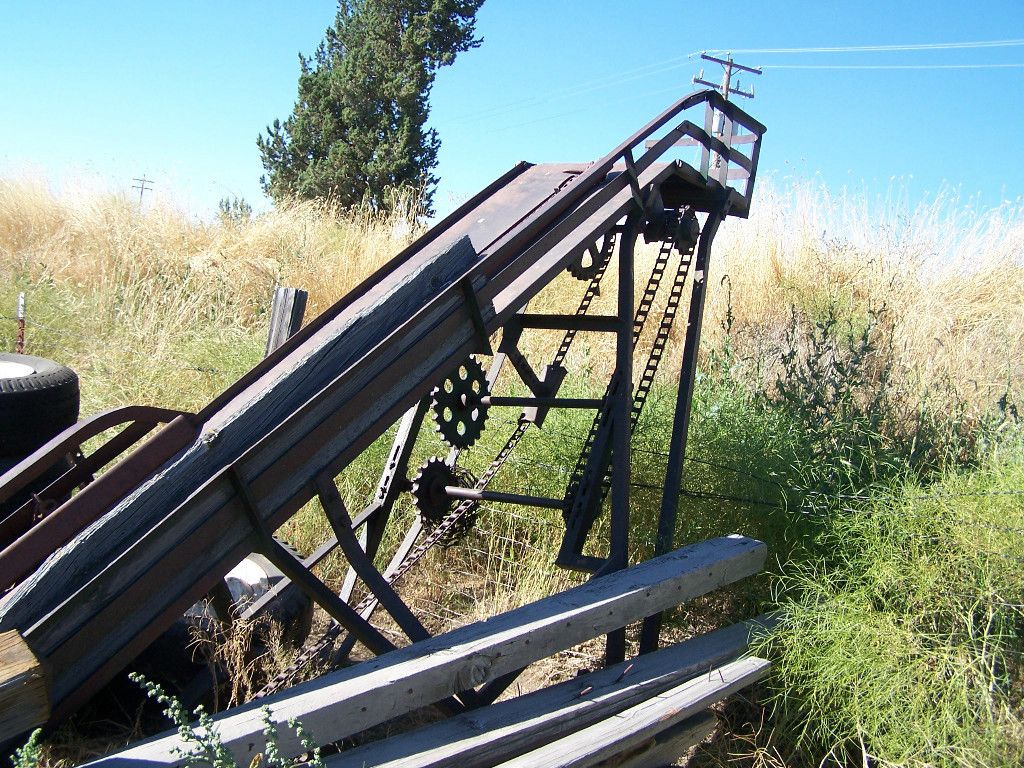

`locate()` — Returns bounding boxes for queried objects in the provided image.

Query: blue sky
[1,1,1021,218]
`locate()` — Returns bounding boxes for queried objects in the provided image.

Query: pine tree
[258,0,484,215]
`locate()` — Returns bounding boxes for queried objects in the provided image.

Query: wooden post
[264,286,308,357]
[15,293,25,355]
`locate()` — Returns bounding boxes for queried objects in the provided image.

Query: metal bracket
[622,149,644,211]
[460,276,493,355]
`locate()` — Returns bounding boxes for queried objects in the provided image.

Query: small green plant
[129,673,323,768]
[217,197,253,226]
[10,729,43,768]
[131,672,235,768]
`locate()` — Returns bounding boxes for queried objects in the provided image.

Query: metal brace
[622,149,645,211]
[226,466,396,656]
[460,276,493,355]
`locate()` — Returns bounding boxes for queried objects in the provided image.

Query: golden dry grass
[0,180,420,414]
[706,181,1024,411]
[3,176,1020,417]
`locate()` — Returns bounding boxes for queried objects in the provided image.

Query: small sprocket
[431,357,489,449]
[411,457,456,526]
[674,208,700,254]
[410,458,478,543]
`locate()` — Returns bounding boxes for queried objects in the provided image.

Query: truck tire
[0,353,80,458]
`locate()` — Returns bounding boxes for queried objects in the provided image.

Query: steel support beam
[638,206,727,654]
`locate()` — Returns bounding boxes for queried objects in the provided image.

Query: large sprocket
[566,233,615,281]
[431,357,489,449]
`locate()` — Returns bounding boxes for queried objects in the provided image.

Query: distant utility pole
[694,53,762,167]
[693,52,762,107]
[132,176,153,206]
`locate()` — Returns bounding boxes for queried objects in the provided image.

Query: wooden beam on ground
[324,616,772,768]
[607,713,717,768]
[495,656,770,768]
[84,535,765,768]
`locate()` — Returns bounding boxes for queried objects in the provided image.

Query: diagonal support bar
[227,469,395,657]
[315,476,429,644]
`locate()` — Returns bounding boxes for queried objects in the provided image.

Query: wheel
[222,551,314,646]
[0,354,80,524]
[182,547,314,651]
[0,353,80,458]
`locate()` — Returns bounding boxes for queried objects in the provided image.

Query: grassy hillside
[1,178,1022,766]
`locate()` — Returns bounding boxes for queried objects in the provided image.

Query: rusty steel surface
[0,89,764,741]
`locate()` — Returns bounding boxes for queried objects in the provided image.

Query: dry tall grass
[707,182,1024,412]
[2,177,1020,418]
[0,180,418,414]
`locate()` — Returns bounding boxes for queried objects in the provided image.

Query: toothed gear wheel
[566,235,614,281]
[410,459,479,543]
[431,357,489,449]
[674,209,700,254]
[411,457,456,526]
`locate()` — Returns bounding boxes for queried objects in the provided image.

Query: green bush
[757,448,1024,766]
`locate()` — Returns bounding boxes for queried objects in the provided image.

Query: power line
[765,63,1024,70]
[706,38,1024,55]
[443,38,1024,133]
[443,56,695,126]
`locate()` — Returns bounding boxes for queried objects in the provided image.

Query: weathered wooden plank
[36,289,486,713]
[85,536,765,768]
[323,617,771,768]
[0,631,48,739]
[264,286,308,357]
[593,713,716,768]
[495,656,770,768]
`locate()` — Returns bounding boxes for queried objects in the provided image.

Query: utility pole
[132,176,153,206]
[693,53,762,166]
[693,52,761,105]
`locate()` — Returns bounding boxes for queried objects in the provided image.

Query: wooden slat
[495,656,770,768]
[85,535,765,768]
[0,631,48,739]
[607,713,716,768]
[264,286,308,357]
[324,617,771,768]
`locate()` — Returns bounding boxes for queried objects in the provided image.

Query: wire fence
[2,313,242,376]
